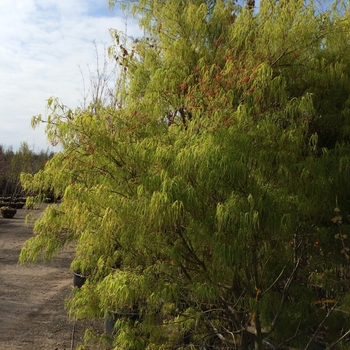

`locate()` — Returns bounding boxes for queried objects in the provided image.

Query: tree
[0,143,53,195]
[0,146,8,191]
[20,1,350,349]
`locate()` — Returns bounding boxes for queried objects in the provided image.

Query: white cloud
[0,0,141,152]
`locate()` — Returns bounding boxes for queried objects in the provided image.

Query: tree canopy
[20,1,350,349]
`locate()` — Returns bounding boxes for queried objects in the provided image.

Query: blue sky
[0,0,141,152]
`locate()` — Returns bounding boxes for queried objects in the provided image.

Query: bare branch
[327,328,350,349]
[304,300,340,350]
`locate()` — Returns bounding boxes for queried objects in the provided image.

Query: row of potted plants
[0,195,55,219]
[0,196,27,218]
[0,202,26,209]
[0,196,27,202]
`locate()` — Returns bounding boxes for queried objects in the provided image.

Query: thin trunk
[254,332,263,350]
[246,0,255,10]
[254,312,263,350]
[240,330,249,350]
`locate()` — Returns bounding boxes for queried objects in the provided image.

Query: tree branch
[304,300,340,350]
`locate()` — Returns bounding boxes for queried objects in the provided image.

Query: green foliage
[20,0,350,349]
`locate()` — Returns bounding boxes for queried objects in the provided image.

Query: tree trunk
[255,335,263,350]
[246,0,255,10]
[240,330,249,350]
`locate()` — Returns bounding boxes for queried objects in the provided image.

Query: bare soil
[0,206,103,350]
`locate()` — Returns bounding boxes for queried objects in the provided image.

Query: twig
[70,319,76,350]
[327,328,350,349]
[304,300,340,350]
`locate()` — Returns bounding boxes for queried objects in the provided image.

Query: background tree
[20,1,350,349]
[0,142,53,196]
[0,145,8,194]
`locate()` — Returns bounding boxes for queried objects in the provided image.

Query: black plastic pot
[0,207,17,218]
[104,315,118,335]
[72,271,87,288]
[104,310,140,335]
[15,202,25,209]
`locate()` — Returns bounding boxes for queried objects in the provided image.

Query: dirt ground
[0,205,104,350]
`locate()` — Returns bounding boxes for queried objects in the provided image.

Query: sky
[0,0,141,153]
